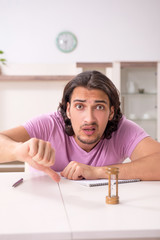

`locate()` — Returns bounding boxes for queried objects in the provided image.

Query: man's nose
[84,108,95,123]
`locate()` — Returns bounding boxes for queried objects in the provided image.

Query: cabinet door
[120,62,157,140]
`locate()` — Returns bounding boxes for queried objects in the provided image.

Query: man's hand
[60,161,99,180]
[14,138,60,182]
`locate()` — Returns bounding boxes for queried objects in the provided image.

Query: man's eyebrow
[73,99,86,102]
[73,99,108,104]
[95,100,108,104]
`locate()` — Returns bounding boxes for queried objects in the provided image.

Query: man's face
[66,86,114,152]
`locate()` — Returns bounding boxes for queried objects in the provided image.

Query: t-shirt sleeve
[114,117,149,159]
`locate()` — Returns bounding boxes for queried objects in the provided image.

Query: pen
[12,178,23,187]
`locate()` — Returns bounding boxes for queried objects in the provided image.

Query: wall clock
[56,31,77,53]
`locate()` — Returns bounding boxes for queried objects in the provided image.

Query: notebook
[73,178,140,187]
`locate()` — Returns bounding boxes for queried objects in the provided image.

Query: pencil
[12,178,23,187]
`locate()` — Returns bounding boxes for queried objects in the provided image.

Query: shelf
[0,161,24,172]
[129,118,157,121]
[122,92,157,96]
[0,75,75,81]
[121,62,157,68]
[76,62,112,68]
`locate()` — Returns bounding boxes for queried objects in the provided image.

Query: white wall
[0,80,68,130]
[0,0,160,130]
[1,0,160,64]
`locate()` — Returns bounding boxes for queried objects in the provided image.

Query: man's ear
[109,106,114,120]
[66,102,71,119]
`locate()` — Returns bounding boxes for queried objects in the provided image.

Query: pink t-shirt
[23,112,149,171]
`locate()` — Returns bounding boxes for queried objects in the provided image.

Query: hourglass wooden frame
[106,167,119,204]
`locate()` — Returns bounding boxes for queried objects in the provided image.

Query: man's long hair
[58,70,122,139]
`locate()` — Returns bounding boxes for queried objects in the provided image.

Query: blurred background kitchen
[0,0,160,171]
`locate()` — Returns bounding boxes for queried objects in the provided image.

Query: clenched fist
[14,138,60,182]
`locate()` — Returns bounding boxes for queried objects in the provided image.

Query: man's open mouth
[82,126,96,136]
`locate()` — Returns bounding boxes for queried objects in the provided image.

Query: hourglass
[106,167,119,204]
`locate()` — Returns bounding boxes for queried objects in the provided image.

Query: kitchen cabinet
[113,62,160,141]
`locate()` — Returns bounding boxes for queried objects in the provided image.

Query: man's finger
[44,167,60,183]
[28,138,38,157]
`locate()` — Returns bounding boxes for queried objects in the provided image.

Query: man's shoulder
[41,111,65,128]
[23,111,65,131]
[112,115,147,139]
[114,115,149,142]
[23,111,66,141]
[118,115,140,129]
[106,116,149,159]
[36,111,63,123]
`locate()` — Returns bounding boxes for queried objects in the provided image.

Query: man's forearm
[0,134,20,163]
[97,153,160,181]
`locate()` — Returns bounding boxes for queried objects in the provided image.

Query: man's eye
[96,105,104,110]
[76,104,83,110]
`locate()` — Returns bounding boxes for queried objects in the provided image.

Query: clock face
[56,31,77,53]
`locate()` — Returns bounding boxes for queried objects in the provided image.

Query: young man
[0,71,160,182]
